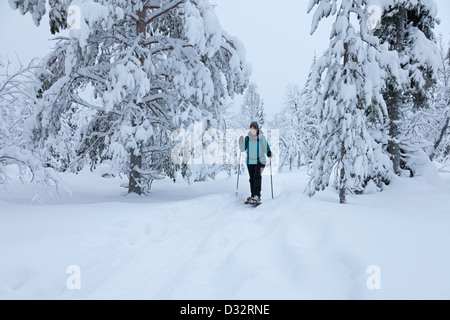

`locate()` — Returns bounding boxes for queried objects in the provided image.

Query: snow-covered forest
[1,0,450,300]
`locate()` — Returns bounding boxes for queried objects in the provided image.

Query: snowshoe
[245,196,254,205]
[252,196,262,207]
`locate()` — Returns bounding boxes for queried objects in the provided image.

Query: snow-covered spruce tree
[276,84,302,170]
[294,58,321,167]
[300,58,321,164]
[307,0,391,204]
[375,0,439,175]
[275,59,320,171]
[15,0,250,195]
[429,37,450,162]
[0,57,66,198]
[400,37,449,165]
[238,82,264,128]
[258,100,266,128]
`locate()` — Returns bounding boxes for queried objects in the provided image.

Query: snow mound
[406,149,443,187]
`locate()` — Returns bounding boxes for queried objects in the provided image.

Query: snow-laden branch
[0,146,71,201]
[76,68,108,85]
[145,0,185,24]
[141,92,165,104]
[70,94,124,115]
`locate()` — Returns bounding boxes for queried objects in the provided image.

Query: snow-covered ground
[1,165,450,300]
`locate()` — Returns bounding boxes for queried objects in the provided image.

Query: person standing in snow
[239,122,272,204]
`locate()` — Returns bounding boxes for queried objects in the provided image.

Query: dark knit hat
[250,122,259,130]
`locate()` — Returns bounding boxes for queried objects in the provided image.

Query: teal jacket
[239,131,271,165]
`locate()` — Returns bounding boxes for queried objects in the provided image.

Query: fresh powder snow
[1,165,450,299]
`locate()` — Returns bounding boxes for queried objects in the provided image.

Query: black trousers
[247,163,265,197]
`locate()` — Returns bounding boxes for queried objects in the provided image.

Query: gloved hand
[267,150,272,158]
[239,136,244,144]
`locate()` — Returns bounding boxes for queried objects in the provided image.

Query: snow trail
[1,168,450,299]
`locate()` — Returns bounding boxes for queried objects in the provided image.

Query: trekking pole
[236,151,242,197]
[270,157,274,200]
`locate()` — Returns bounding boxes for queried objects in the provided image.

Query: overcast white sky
[1,0,449,119]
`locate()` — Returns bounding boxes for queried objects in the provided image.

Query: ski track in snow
[1,168,450,299]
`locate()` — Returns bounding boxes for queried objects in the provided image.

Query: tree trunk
[386,12,405,175]
[128,2,147,195]
[129,144,143,195]
[387,87,402,174]
[340,42,349,205]
[339,140,346,205]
